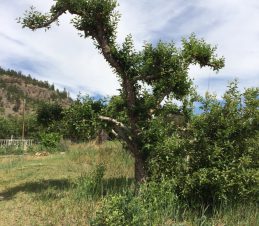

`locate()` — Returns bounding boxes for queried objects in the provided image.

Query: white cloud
[0,0,258,99]
[141,0,259,97]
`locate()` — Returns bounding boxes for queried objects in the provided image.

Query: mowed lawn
[0,142,134,226]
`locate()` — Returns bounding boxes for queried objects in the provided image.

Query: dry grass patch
[0,141,134,226]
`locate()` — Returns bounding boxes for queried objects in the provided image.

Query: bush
[92,179,180,225]
[62,95,104,142]
[149,82,259,205]
[39,132,61,151]
[0,116,20,139]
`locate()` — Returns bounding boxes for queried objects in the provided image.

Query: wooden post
[22,99,26,150]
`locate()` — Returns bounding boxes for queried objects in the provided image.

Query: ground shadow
[0,179,71,201]
[0,177,135,201]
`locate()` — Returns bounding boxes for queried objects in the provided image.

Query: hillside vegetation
[0,67,72,116]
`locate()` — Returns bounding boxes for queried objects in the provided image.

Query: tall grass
[92,179,259,225]
[0,141,258,225]
[0,141,134,225]
[0,145,24,155]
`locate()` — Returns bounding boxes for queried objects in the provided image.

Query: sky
[0,0,258,99]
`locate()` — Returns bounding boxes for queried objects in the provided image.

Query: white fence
[0,139,33,150]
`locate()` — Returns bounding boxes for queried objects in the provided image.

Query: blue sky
[0,0,258,99]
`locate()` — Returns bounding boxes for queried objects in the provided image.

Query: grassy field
[0,142,258,225]
[0,142,134,225]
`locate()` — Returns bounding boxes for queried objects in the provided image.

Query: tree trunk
[134,154,146,183]
[95,129,109,145]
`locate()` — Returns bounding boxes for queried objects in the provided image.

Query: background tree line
[0,66,70,104]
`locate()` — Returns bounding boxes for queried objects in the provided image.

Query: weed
[75,163,106,200]
[0,145,24,155]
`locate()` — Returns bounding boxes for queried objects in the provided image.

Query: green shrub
[92,179,181,225]
[39,132,61,151]
[62,95,104,142]
[149,82,259,205]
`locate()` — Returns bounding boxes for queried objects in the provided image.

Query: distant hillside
[0,67,73,116]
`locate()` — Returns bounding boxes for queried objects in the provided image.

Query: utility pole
[22,99,26,141]
[22,99,26,151]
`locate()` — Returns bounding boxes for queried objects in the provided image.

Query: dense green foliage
[0,94,106,146]
[0,114,38,139]
[92,179,179,225]
[39,132,62,150]
[0,116,20,139]
[62,95,104,142]
[37,102,63,124]
[149,81,259,205]
[76,163,106,200]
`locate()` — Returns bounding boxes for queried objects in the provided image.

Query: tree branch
[39,11,64,29]
[99,115,138,154]
[20,6,66,31]
[99,116,129,132]
[93,25,124,75]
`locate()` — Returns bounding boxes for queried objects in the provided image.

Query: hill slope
[0,67,72,116]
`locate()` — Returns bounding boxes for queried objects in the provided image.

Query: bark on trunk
[134,154,146,183]
[95,129,109,145]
